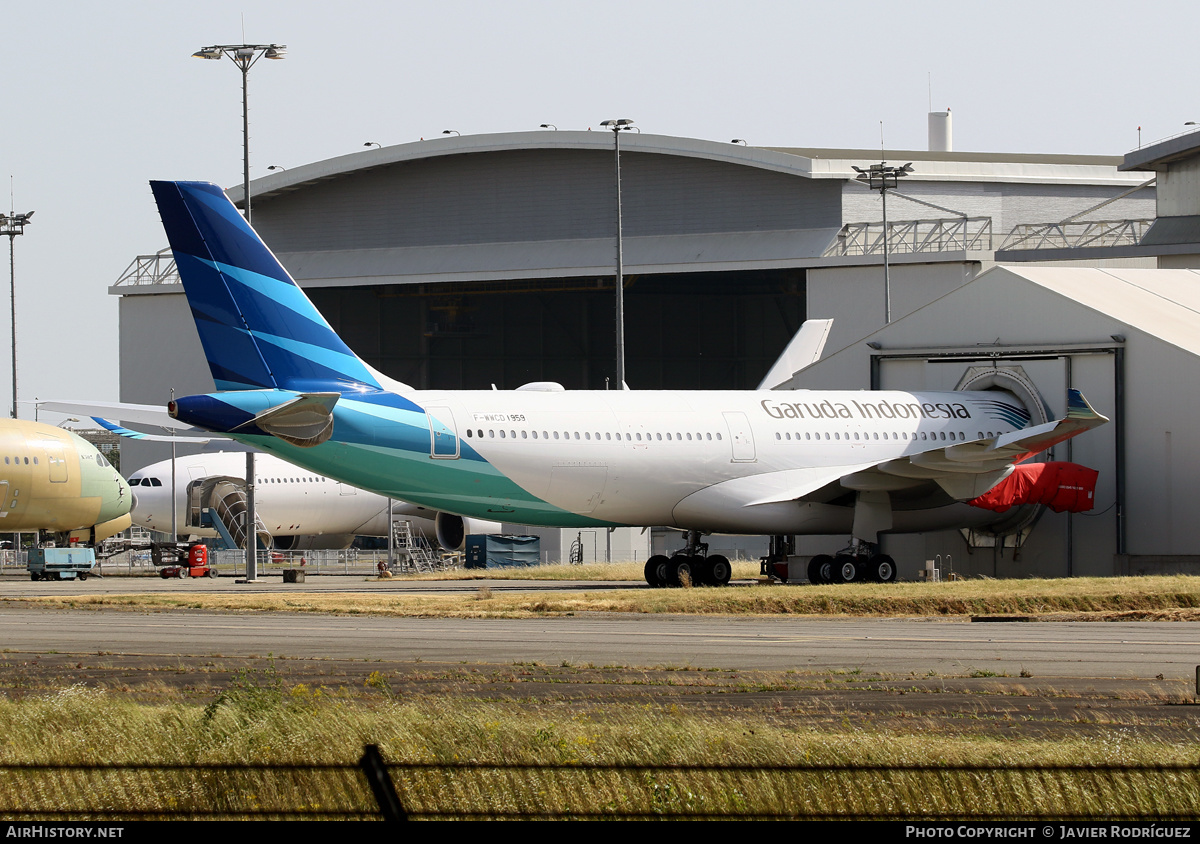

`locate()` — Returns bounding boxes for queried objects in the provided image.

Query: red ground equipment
[159,543,217,579]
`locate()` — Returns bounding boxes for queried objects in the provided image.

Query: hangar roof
[229,131,1146,209]
[997,266,1200,357]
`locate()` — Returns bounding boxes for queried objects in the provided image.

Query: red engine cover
[968,462,1098,513]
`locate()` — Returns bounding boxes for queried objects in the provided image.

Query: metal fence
[0,548,460,578]
[0,754,1196,820]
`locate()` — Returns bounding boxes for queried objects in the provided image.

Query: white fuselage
[128,452,435,540]
[341,387,1030,532]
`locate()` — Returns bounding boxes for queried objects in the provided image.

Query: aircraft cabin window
[499,430,505,438]
[543,431,550,439]
[655,433,661,441]
[574,432,580,440]
[466,430,472,438]
[23,458,28,465]
[521,431,528,439]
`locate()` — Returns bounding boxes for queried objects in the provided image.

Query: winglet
[991,388,1108,462]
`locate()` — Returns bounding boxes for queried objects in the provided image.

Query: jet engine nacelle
[435,512,504,551]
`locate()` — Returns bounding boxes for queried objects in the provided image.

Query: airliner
[0,420,131,542]
[129,451,500,550]
[151,180,1108,586]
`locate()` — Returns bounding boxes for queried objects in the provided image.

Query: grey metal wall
[253,149,843,254]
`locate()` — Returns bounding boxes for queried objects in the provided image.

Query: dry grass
[0,677,1192,767]
[8,574,1200,620]
[1,678,1197,819]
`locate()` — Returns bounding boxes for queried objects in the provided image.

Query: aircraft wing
[674,389,1108,529]
[867,388,1109,499]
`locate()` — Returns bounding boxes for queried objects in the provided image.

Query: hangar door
[875,349,1118,579]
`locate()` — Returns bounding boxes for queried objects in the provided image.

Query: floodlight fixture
[853,160,916,324]
[191,42,287,223]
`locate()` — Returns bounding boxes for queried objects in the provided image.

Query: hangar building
[113,130,1172,569]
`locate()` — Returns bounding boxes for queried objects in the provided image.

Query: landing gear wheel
[668,556,695,588]
[869,554,897,583]
[704,554,732,587]
[644,555,671,588]
[832,555,860,584]
[808,554,834,584]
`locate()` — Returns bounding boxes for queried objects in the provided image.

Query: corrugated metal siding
[253,149,841,252]
[841,181,1155,233]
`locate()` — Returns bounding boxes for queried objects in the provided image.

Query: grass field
[0,660,1196,819]
[7,572,1200,620]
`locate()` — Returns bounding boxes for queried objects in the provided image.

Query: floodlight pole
[600,119,634,387]
[194,42,285,580]
[853,162,913,324]
[0,212,33,420]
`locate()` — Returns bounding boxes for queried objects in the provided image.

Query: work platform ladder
[390,519,437,573]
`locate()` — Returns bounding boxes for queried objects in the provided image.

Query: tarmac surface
[0,571,1197,680]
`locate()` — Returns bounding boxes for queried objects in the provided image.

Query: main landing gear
[805,539,897,585]
[760,535,897,584]
[643,529,732,588]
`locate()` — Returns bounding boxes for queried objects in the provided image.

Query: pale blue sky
[3,0,1194,419]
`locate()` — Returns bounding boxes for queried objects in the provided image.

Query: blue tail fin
[150,181,380,393]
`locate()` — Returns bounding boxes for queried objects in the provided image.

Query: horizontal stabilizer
[39,399,200,431]
[91,417,225,444]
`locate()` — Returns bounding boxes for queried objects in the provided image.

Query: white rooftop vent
[928,109,952,152]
